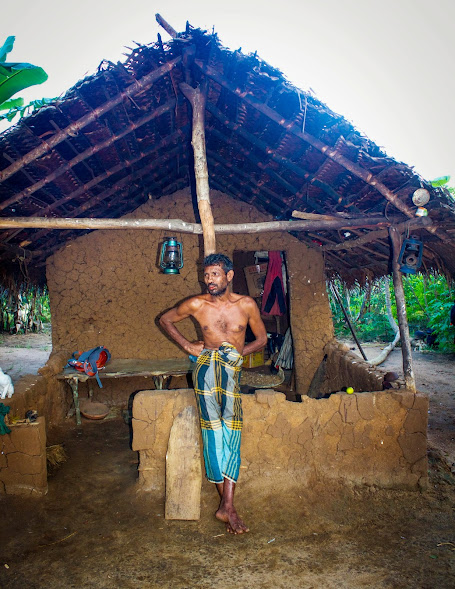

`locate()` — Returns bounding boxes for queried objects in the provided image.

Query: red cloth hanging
[261,251,286,316]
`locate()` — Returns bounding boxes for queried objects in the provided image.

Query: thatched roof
[1,21,455,285]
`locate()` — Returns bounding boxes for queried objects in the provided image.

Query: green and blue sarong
[192,342,243,484]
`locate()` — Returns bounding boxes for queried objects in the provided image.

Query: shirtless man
[160,253,267,534]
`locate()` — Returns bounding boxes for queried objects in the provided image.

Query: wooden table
[57,358,194,425]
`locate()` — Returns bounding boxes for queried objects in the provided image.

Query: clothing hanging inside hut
[261,251,286,316]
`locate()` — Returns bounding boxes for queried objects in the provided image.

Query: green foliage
[0,36,15,62]
[0,96,23,111]
[0,96,58,123]
[429,175,450,187]
[0,286,51,334]
[328,274,455,352]
[0,35,48,119]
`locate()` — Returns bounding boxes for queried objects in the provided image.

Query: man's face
[204,264,233,297]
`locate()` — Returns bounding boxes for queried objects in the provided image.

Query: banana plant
[0,35,48,111]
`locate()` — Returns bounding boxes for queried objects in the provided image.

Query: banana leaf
[429,175,450,187]
[0,36,15,62]
[0,62,48,106]
[0,96,23,111]
[0,96,58,122]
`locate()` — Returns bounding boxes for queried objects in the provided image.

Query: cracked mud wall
[5,375,65,428]
[46,188,333,405]
[0,416,47,495]
[132,389,428,496]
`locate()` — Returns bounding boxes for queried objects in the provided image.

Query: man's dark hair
[203,253,233,273]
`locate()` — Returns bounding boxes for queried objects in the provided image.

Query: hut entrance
[232,250,294,392]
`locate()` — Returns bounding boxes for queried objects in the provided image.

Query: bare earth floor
[0,334,454,588]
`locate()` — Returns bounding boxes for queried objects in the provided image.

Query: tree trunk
[355,280,372,322]
[368,278,400,366]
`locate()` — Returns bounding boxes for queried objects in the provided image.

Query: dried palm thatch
[46,444,67,471]
[0,21,455,285]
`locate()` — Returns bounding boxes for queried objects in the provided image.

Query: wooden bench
[57,358,194,425]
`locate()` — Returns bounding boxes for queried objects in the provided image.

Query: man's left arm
[242,298,268,356]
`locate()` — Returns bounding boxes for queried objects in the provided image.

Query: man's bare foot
[216,506,249,534]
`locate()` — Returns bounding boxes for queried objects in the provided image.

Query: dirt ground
[0,333,454,588]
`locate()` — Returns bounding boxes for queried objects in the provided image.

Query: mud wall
[132,389,429,495]
[4,372,66,429]
[320,340,391,395]
[46,188,333,407]
[0,416,47,495]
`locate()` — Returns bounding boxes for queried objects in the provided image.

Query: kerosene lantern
[398,236,423,275]
[159,237,183,274]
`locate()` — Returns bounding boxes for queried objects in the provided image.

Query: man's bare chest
[195,305,247,335]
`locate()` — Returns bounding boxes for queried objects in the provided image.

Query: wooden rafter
[207,148,289,213]
[0,56,182,185]
[208,126,304,208]
[205,101,364,215]
[1,132,188,245]
[0,215,404,233]
[25,146,187,246]
[322,217,432,252]
[196,60,455,246]
[0,99,178,212]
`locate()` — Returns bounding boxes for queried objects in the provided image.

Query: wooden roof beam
[0,56,182,185]
[322,217,433,252]
[24,174,191,265]
[210,175,284,218]
[208,126,304,206]
[4,127,188,241]
[0,215,405,234]
[155,14,178,38]
[0,99,178,213]
[205,101,351,210]
[24,146,187,246]
[206,147,291,214]
[196,60,455,246]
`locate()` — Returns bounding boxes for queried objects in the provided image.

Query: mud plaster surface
[133,388,428,494]
[45,188,333,399]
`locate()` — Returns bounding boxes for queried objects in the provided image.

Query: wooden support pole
[0,215,404,233]
[388,226,416,392]
[155,13,178,38]
[180,83,216,256]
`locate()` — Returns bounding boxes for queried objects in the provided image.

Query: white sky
[2,0,454,185]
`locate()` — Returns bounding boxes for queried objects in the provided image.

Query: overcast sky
[2,0,454,185]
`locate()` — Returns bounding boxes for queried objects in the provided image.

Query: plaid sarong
[192,342,243,483]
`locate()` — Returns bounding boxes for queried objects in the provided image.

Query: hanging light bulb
[412,188,430,207]
[159,237,183,274]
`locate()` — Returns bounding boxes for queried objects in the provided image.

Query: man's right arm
[159,298,204,356]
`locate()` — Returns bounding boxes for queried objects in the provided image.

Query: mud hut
[1,18,455,497]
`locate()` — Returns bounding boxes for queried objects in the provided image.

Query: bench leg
[68,377,81,426]
[153,376,164,390]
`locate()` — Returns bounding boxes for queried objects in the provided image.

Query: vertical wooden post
[180,83,216,256]
[388,226,416,392]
